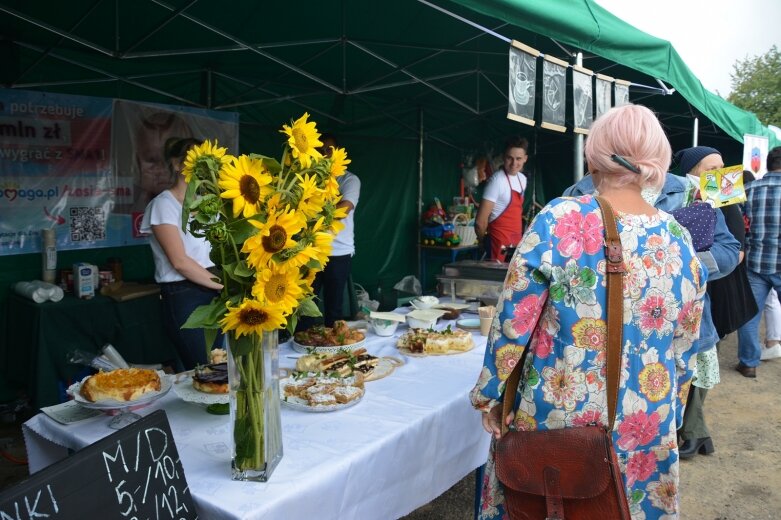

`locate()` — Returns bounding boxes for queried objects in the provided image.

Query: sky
[595,0,781,97]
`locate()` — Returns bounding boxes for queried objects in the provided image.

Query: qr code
[69,206,106,241]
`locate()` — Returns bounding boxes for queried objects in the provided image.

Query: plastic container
[41,229,57,284]
[107,257,123,283]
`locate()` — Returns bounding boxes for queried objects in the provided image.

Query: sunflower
[323,176,341,201]
[280,113,323,169]
[242,207,306,269]
[218,155,273,218]
[328,147,351,177]
[252,264,304,316]
[295,173,326,219]
[181,140,231,183]
[220,298,287,336]
[286,244,324,270]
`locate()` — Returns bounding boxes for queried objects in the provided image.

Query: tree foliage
[728,45,781,127]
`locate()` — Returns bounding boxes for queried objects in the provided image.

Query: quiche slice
[80,368,161,402]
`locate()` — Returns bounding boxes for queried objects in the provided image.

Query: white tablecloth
[23,323,491,520]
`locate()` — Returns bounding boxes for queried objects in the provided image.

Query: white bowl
[370,318,399,337]
[411,296,439,310]
[406,316,437,330]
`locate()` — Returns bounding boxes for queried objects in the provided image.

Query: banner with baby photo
[572,65,594,134]
[507,41,538,127]
[111,100,239,243]
[595,74,613,119]
[540,55,567,133]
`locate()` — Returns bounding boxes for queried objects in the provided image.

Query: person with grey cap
[672,146,747,459]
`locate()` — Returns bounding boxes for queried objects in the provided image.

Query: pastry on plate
[396,327,474,354]
[295,348,379,378]
[281,373,365,407]
[294,320,365,346]
[192,362,228,394]
[80,368,161,402]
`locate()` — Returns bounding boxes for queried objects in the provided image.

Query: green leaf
[286,315,298,334]
[248,154,282,174]
[229,334,255,357]
[549,283,566,302]
[204,328,219,357]
[231,219,259,244]
[182,300,225,329]
[305,259,322,271]
[181,178,200,231]
[298,297,322,318]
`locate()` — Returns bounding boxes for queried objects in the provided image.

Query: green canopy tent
[0,0,775,317]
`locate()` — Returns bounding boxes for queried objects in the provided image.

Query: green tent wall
[1,0,776,344]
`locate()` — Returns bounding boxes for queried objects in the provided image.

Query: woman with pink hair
[472,104,706,519]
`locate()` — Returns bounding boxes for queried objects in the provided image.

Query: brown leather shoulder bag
[494,196,631,520]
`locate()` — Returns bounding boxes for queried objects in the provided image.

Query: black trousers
[299,254,352,329]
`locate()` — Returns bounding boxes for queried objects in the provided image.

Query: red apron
[488,173,524,260]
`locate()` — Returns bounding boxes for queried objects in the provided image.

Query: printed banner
[507,41,537,126]
[699,165,746,207]
[111,100,239,241]
[572,65,593,134]
[540,55,567,133]
[743,133,769,179]
[0,89,239,255]
[595,74,613,120]
[614,79,630,107]
[0,89,112,254]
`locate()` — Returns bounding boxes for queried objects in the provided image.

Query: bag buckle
[605,239,625,273]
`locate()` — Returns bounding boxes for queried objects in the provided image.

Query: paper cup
[479,317,493,336]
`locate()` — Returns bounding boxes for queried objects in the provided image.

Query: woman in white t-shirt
[140,137,224,370]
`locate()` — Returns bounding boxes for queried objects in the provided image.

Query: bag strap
[500,196,625,435]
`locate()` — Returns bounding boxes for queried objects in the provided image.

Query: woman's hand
[482,404,514,440]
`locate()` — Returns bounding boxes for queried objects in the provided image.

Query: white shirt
[140,190,215,283]
[332,171,361,256]
[482,169,527,222]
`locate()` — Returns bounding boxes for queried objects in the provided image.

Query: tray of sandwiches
[293,348,403,382]
[280,372,365,412]
[67,368,173,411]
[396,326,475,357]
[292,320,366,354]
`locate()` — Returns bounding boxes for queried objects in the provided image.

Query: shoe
[679,437,715,459]
[761,344,781,361]
[735,363,757,378]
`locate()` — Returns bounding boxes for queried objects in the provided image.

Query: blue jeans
[160,280,223,371]
[736,270,781,367]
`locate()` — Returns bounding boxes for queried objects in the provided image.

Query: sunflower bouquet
[180,113,348,480]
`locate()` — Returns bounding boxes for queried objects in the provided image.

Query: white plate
[173,376,229,405]
[365,357,404,382]
[67,373,173,411]
[279,376,364,412]
[292,337,366,354]
[456,318,481,330]
[397,343,475,357]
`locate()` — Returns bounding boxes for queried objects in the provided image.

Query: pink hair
[584,104,670,190]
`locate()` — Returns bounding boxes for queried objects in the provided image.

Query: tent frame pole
[418,108,424,289]
[574,52,584,182]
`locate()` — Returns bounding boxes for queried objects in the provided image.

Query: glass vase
[226,330,283,481]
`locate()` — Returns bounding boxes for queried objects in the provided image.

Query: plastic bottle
[41,229,57,284]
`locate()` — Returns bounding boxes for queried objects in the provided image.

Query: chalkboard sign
[0,410,197,519]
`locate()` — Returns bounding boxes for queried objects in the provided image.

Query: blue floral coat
[471,196,706,519]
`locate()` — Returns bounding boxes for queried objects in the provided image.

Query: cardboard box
[73,263,97,299]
